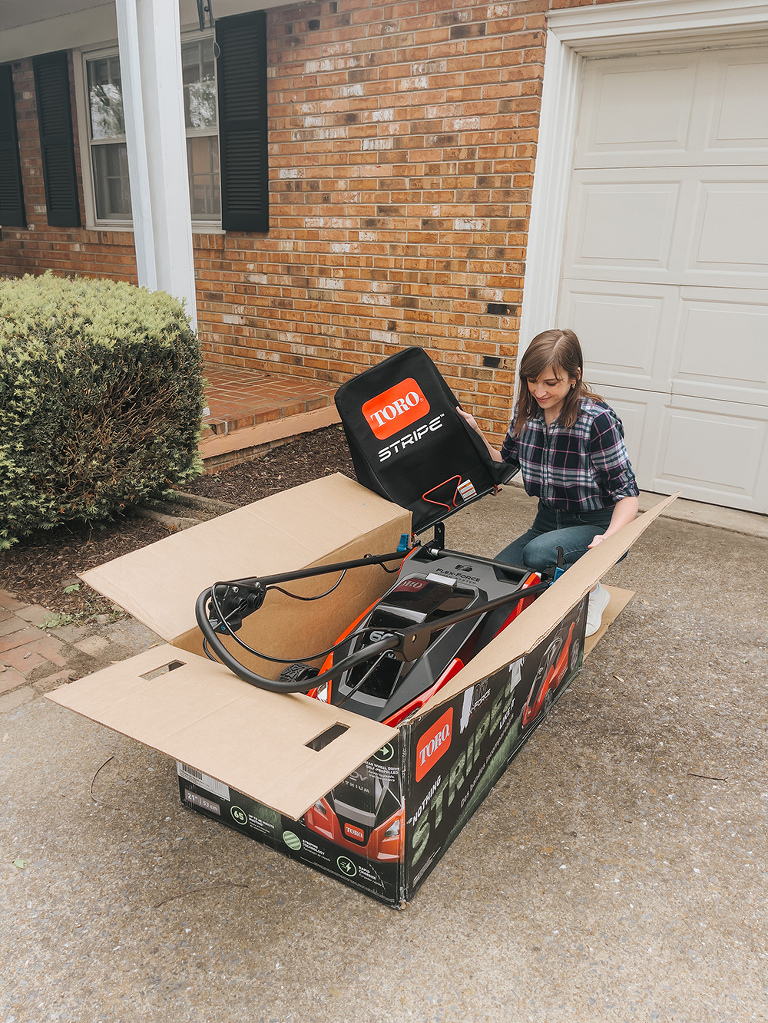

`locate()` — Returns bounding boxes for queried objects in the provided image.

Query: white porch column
[115,0,197,328]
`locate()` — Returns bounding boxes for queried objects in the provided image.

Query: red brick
[2,645,47,674]
[0,590,29,612]
[0,626,40,653]
[0,666,27,695]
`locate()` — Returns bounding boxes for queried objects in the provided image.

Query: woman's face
[526,364,578,417]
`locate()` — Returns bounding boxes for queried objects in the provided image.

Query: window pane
[92,143,132,219]
[87,56,125,139]
[187,135,220,219]
[182,38,217,130]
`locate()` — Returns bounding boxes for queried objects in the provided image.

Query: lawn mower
[196,348,563,730]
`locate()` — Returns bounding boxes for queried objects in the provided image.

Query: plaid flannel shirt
[500,398,639,512]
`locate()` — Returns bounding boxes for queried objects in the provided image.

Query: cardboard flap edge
[78,474,411,642]
[415,492,678,714]
[45,644,397,820]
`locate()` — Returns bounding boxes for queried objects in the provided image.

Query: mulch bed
[0,426,355,618]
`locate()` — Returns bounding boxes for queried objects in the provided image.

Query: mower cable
[265,569,347,602]
[202,589,404,665]
[197,579,551,692]
[202,636,222,665]
[376,559,404,574]
[334,650,390,708]
[196,594,402,693]
[202,547,413,596]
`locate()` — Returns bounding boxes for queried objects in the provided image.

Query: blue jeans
[496,501,614,572]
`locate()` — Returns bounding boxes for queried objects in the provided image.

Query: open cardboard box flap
[48,474,409,818]
[48,643,398,820]
[418,491,679,714]
[46,474,676,819]
[79,473,407,644]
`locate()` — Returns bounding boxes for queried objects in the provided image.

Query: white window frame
[73,30,222,232]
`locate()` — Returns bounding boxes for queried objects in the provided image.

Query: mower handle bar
[195,557,550,694]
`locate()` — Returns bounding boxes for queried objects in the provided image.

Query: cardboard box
[47,473,676,907]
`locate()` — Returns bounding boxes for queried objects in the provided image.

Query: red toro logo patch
[343,822,365,843]
[415,707,453,782]
[362,378,429,440]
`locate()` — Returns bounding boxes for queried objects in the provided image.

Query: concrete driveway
[2,486,766,1023]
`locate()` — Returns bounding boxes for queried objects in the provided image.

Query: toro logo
[415,707,453,782]
[362,378,429,440]
[395,578,429,593]
[343,822,366,843]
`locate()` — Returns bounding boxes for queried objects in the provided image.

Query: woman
[459,328,639,637]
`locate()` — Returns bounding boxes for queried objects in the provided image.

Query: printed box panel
[405,596,587,897]
[177,735,407,906]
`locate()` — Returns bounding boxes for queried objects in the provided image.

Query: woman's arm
[456,408,504,462]
[587,495,639,548]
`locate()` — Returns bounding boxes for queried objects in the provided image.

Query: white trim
[518,34,582,364]
[547,0,768,50]
[519,0,768,361]
[112,0,197,324]
[72,50,100,231]
[115,0,157,290]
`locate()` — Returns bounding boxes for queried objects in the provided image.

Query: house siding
[0,0,625,442]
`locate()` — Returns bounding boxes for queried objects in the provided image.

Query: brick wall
[0,0,625,442]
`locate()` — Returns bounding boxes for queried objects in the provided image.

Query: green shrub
[0,272,205,548]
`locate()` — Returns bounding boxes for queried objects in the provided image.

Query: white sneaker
[585,582,610,638]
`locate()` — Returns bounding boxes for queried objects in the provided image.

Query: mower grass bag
[334,347,517,533]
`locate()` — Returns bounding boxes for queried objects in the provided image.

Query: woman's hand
[457,407,480,433]
[456,406,503,462]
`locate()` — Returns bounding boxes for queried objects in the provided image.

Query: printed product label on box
[178,737,406,905]
[176,761,230,800]
[405,597,587,893]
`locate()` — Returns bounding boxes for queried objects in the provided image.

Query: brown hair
[513,328,602,434]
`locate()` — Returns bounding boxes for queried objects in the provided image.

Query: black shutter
[0,64,26,227]
[216,11,269,233]
[33,51,80,228]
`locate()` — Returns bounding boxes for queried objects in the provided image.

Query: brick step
[201,364,340,471]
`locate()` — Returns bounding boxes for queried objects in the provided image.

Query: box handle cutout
[305,723,349,751]
[140,660,185,681]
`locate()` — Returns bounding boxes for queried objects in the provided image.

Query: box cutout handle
[305,722,349,751]
[139,659,185,681]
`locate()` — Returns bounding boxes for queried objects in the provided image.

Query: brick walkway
[0,587,159,712]
[203,364,336,437]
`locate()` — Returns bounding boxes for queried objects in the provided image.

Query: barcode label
[176,761,230,800]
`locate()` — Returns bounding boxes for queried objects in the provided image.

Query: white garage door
[558,47,768,513]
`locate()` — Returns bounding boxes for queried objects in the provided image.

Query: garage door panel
[693,182,768,270]
[709,58,768,152]
[583,62,696,152]
[674,291,768,405]
[559,280,675,390]
[566,178,680,269]
[575,49,768,169]
[590,384,666,492]
[654,399,768,508]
